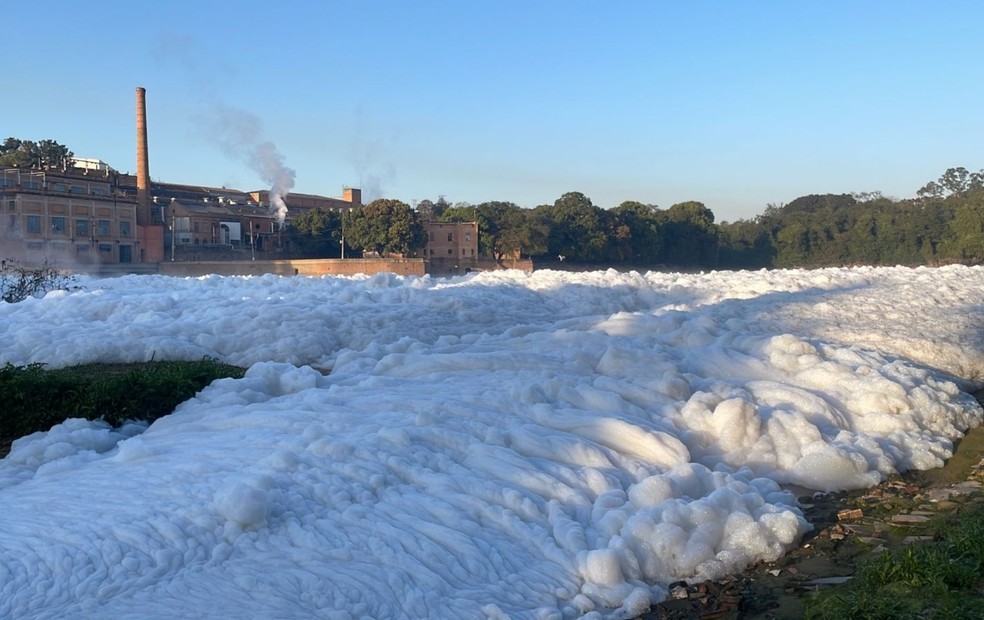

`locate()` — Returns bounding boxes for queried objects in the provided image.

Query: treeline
[7,137,980,270]
[0,138,74,169]
[295,166,982,270]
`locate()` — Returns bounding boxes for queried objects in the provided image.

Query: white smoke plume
[249,141,295,226]
[155,34,296,225]
[196,103,296,226]
[349,105,397,202]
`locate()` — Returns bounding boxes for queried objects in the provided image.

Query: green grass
[0,359,246,446]
[805,502,984,619]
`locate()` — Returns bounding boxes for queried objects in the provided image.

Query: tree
[610,201,664,265]
[286,208,342,257]
[918,167,984,199]
[782,193,857,214]
[472,201,531,261]
[939,192,984,263]
[717,219,774,269]
[0,137,73,169]
[440,204,477,222]
[774,221,811,267]
[416,196,452,222]
[342,199,427,256]
[537,192,612,262]
[0,138,33,168]
[662,201,718,267]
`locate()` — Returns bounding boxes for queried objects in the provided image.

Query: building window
[98,243,113,254]
[76,245,90,255]
[26,215,41,234]
[465,233,471,242]
[428,232,434,241]
[98,220,110,236]
[76,219,89,237]
[51,217,66,234]
[447,232,453,242]
[120,221,132,238]
[448,249,453,255]
[193,221,200,233]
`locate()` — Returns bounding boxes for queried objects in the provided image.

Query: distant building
[0,167,140,266]
[137,181,361,261]
[70,157,113,173]
[0,87,365,271]
[0,163,362,268]
[421,221,479,274]
[248,187,361,214]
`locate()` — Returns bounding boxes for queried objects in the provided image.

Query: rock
[891,514,930,524]
[902,536,935,544]
[804,576,854,586]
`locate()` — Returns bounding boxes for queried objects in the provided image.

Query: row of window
[427,231,474,243]
[48,182,111,196]
[0,180,111,195]
[23,241,134,263]
[429,248,476,256]
[23,215,131,238]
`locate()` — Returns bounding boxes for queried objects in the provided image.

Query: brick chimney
[135,86,151,225]
[343,187,362,207]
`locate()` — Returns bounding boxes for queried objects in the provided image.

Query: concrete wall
[76,256,532,278]
[426,256,533,276]
[158,258,426,277]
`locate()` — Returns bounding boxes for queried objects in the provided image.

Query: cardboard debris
[837,508,863,521]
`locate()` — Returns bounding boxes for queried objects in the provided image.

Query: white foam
[0,265,981,618]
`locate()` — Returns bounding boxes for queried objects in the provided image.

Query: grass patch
[0,358,246,447]
[805,502,984,619]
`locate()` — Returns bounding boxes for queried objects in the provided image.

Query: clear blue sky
[5,1,982,221]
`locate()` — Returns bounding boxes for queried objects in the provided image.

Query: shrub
[0,259,78,303]
[0,358,246,444]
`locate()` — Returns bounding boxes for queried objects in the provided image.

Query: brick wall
[158,258,426,277]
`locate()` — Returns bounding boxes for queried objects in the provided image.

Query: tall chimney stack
[135,86,151,225]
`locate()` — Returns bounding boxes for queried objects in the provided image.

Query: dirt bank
[637,422,984,619]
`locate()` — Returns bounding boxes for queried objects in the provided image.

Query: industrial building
[0,87,515,276]
[0,87,362,269]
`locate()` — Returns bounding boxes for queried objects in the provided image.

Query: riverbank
[637,419,984,619]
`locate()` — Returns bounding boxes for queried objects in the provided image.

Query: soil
[635,422,984,619]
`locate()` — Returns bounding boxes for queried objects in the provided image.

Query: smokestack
[135,86,151,225]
